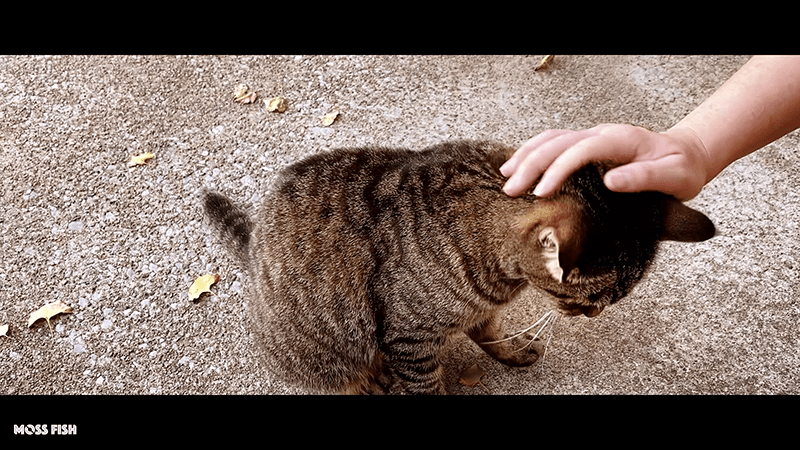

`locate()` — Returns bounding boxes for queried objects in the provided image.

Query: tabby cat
[203,140,715,394]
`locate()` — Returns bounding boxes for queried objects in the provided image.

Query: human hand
[500,124,712,201]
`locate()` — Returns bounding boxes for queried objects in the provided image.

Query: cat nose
[582,304,604,318]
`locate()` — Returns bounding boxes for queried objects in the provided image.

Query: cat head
[508,162,715,318]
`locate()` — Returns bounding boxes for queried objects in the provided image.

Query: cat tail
[202,190,253,266]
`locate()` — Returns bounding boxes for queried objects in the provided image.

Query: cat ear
[659,196,716,242]
[516,199,586,283]
[537,226,582,283]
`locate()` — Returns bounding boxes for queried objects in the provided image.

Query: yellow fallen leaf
[321,110,339,126]
[128,152,154,167]
[233,84,248,97]
[534,54,555,71]
[189,273,219,301]
[233,84,258,104]
[266,96,288,113]
[28,300,73,331]
[0,324,8,337]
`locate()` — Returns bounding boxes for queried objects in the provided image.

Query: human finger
[502,130,592,196]
[500,129,572,177]
[532,129,641,197]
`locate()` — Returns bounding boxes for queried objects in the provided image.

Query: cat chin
[555,303,605,318]
[540,287,608,318]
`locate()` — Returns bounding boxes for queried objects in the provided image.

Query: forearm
[669,55,800,184]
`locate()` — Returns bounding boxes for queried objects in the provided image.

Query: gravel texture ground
[2,56,798,404]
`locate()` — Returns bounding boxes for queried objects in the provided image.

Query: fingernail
[499,160,512,177]
[503,177,520,196]
[532,177,551,197]
[605,171,630,190]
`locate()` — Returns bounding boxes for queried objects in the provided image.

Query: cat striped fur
[204,140,714,394]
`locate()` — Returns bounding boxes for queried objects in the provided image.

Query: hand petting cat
[500,125,710,201]
[502,56,800,201]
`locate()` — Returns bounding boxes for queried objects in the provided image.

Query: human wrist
[663,125,714,186]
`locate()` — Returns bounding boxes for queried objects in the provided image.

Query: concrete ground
[1,55,798,397]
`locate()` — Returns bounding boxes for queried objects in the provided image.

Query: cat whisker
[508,281,527,298]
[479,310,554,345]
[531,310,555,341]
[514,309,556,354]
[539,312,560,362]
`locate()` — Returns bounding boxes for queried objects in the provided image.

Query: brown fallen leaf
[534,54,555,71]
[233,84,258,104]
[28,300,73,331]
[128,152,154,167]
[266,96,288,113]
[189,273,219,301]
[0,324,8,337]
[321,110,339,126]
[459,363,486,387]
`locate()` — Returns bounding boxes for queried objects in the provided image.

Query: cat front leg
[466,316,543,367]
[384,334,447,394]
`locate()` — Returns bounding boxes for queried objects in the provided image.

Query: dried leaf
[266,96,288,113]
[239,92,258,104]
[28,300,73,331]
[233,84,258,104]
[0,324,8,337]
[189,273,219,301]
[459,363,486,387]
[128,152,154,167]
[321,110,339,126]
[534,54,555,71]
[233,84,248,98]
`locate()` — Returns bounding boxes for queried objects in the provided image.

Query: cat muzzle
[581,304,604,318]
[559,303,605,318]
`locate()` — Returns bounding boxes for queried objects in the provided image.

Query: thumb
[604,160,671,193]
[603,158,702,200]
[603,165,642,192]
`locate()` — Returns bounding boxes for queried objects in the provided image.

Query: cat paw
[484,332,544,367]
